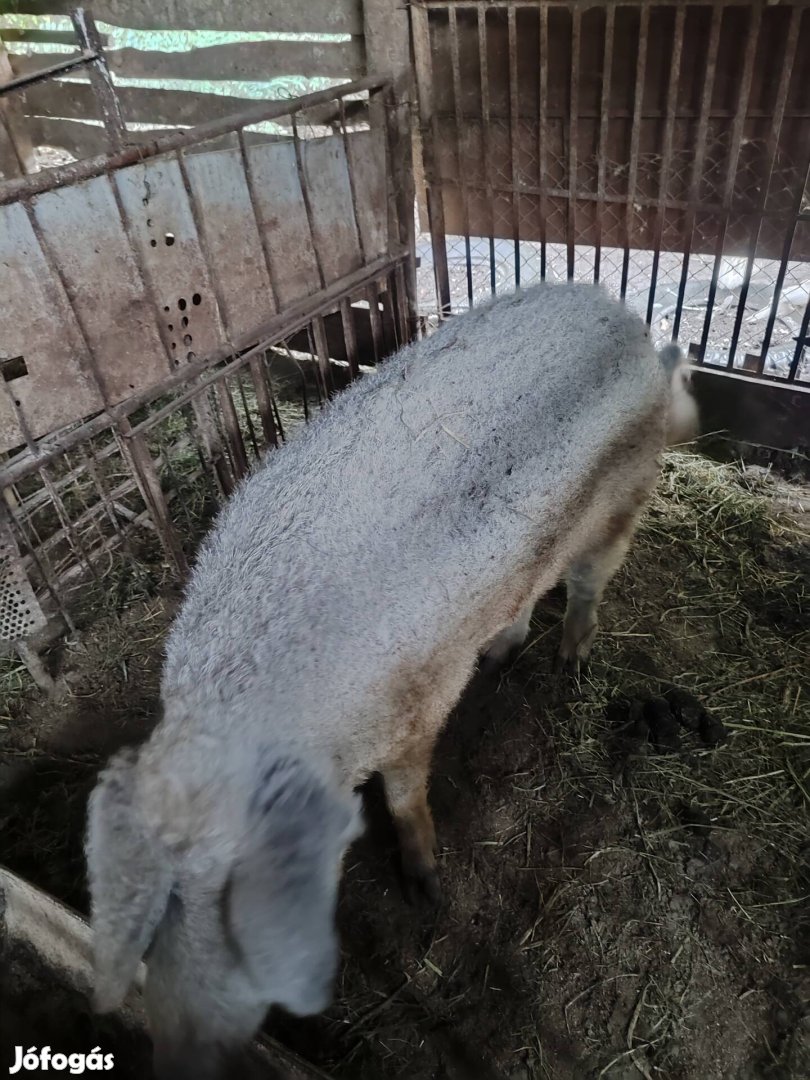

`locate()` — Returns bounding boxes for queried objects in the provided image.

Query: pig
[86,282,698,1078]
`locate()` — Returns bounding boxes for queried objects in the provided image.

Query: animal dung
[608,687,728,753]
[699,711,728,747]
[643,697,681,753]
[663,685,704,732]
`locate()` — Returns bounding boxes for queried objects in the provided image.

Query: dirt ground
[1,452,808,1079]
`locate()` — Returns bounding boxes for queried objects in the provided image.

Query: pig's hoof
[553,651,580,677]
[401,862,442,907]
[479,643,522,680]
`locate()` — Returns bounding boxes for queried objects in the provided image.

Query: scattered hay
[0,450,808,1079]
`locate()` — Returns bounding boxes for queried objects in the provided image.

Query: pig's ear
[85,748,172,1012]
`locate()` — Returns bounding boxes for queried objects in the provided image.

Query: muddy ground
[1,453,808,1079]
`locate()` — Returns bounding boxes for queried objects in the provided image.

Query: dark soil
[0,944,153,1078]
[1,455,808,1079]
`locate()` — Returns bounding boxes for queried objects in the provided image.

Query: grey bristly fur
[86,281,698,1076]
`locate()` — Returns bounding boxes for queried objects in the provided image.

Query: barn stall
[1,2,809,1078]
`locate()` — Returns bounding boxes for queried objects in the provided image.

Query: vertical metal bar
[215,380,249,480]
[304,325,326,405]
[393,263,410,347]
[412,2,452,317]
[538,2,550,281]
[647,5,685,326]
[698,4,762,363]
[280,342,305,428]
[312,315,334,395]
[478,6,497,294]
[620,3,649,301]
[758,151,810,373]
[70,8,126,153]
[380,279,399,352]
[449,6,474,308]
[339,298,360,379]
[567,8,581,281]
[291,112,327,291]
[117,421,188,575]
[338,96,368,266]
[380,82,419,341]
[672,2,723,343]
[788,296,810,382]
[507,4,521,287]
[728,7,801,371]
[210,402,236,481]
[249,357,279,449]
[594,3,614,284]
[235,370,260,460]
[366,287,384,363]
[237,129,282,311]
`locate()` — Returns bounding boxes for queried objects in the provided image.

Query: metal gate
[411,0,810,388]
[0,11,417,671]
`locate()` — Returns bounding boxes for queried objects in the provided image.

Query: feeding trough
[0,865,335,1080]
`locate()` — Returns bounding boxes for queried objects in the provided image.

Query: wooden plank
[183,146,277,338]
[347,128,388,261]
[0,28,108,46]
[25,115,287,160]
[0,41,36,179]
[9,37,364,82]
[114,155,225,363]
[690,366,810,451]
[0,865,338,1080]
[0,202,104,453]
[29,174,170,401]
[244,139,321,306]
[364,0,417,334]
[300,135,363,284]
[6,0,362,35]
[22,79,370,131]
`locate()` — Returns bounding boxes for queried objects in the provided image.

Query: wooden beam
[24,114,292,161]
[9,37,365,82]
[0,865,339,1080]
[23,83,369,135]
[0,40,36,178]
[0,29,108,46]
[364,0,418,335]
[6,0,363,35]
[690,366,810,452]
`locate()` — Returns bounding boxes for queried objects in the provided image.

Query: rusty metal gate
[0,10,417,677]
[411,0,810,386]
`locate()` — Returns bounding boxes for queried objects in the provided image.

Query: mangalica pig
[86,282,698,1078]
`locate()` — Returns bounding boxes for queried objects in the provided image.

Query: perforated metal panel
[0,516,46,643]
